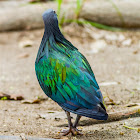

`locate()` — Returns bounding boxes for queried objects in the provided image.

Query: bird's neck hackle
[35,22,78,63]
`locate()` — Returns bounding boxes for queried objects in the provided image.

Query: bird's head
[42,9,58,28]
[42,9,65,41]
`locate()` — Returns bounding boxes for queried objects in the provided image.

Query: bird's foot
[61,129,71,136]
[71,127,82,136]
[61,127,82,136]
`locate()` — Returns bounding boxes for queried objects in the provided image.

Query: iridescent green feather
[35,41,100,107]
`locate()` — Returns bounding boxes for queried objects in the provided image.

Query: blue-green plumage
[35,9,108,124]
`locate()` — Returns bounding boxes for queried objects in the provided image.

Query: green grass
[65,19,124,31]
[0,97,8,100]
[75,0,85,19]
[55,0,123,31]
[56,0,63,19]
[123,124,140,133]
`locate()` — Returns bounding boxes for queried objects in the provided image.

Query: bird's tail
[61,103,108,120]
[75,104,108,120]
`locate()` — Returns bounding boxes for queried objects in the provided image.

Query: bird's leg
[61,112,82,136]
[73,115,81,128]
[61,111,73,136]
[71,115,82,135]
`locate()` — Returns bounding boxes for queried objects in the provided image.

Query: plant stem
[108,0,125,26]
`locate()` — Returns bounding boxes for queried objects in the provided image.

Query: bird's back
[35,40,108,120]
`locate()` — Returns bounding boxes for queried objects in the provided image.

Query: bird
[35,9,108,136]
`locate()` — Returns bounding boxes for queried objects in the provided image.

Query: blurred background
[0,0,140,139]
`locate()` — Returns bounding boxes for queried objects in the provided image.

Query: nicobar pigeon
[35,9,108,136]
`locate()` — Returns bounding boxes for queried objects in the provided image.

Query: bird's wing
[35,41,107,119]
[36,44,103,107]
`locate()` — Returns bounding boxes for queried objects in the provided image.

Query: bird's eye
[53,10,56,14]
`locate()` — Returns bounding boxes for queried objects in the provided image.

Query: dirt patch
[0,25,140,139]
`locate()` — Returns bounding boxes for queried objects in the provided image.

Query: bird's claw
[61,127,82,136]
[71,127,82,136]
[61,129,71,136]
